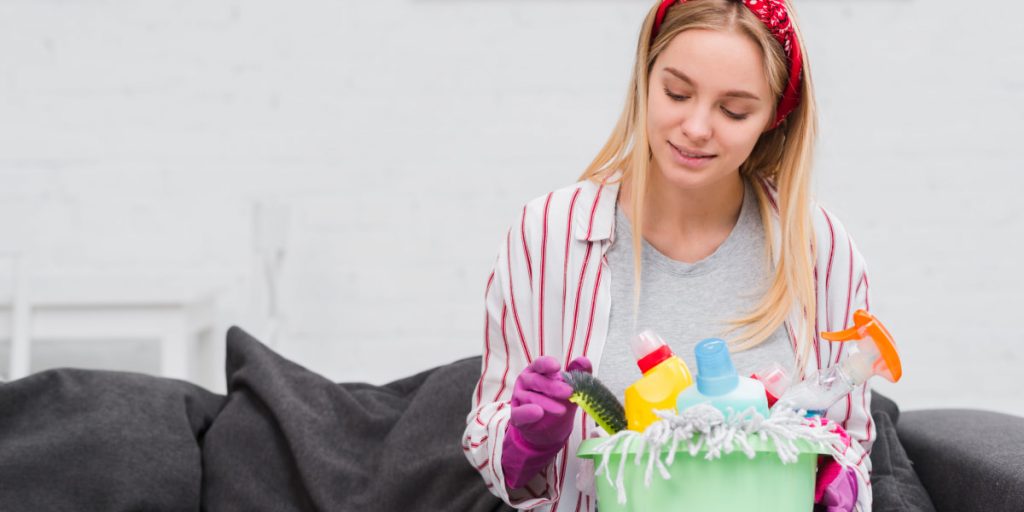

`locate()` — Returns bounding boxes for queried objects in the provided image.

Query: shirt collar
[572,172,783,252]
[573,171,623,243]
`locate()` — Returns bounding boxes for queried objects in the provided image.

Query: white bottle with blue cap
[676,338,770,418]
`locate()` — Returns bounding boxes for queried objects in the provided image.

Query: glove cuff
[501,424,565,489]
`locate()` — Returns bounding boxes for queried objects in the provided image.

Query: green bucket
[576,436,827,512]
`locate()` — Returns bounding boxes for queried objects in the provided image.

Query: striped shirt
[463,172,876,512]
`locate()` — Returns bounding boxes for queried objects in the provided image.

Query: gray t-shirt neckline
[611,181,758,278]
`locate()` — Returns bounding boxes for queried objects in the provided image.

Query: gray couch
[865,391,1024,511]
[0,328,1020,512]
[891,405,1024,511]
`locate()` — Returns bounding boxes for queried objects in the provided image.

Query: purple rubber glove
[815,466,858,512]
[501,355,592,490]
[814,419,858,512]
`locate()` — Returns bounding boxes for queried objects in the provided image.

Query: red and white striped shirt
[463,173,876,511]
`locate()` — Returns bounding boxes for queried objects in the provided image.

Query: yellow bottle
[624,330,694,432]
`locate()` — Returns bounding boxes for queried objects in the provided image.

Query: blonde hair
[578,0,819,375]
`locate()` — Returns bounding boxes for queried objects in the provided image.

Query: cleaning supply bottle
[623,330,694,432]
[777,309,902,415]
[676,338,770,418]
[750,361,793,409]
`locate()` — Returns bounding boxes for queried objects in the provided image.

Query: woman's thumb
[509,403,544,427]
[566,356,593,374]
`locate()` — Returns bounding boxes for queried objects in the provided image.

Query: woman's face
[646,28,775,191]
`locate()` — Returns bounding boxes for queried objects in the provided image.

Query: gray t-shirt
[598,179,795,400]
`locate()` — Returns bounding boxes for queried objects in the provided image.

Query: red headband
[652,0,803,129]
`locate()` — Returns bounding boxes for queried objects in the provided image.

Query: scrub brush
[562,370,627,434]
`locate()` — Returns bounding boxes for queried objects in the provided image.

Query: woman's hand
[501,356,592,489]
[509,356,592,448]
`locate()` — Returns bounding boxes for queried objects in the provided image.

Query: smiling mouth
[669,142,716,158]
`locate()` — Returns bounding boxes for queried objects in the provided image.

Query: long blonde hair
[578,0,819,375]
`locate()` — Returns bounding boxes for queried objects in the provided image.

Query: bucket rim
[576,436,830,459]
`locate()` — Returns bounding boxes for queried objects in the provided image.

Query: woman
[463,1,874,510]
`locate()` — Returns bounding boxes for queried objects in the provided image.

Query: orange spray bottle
[623,330,694,432]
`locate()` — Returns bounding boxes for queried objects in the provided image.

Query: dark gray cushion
[869,411,937,512]
[870,390,900,425]
[898,409,1024,512]
[200,327,512,512]
[0,368,224,511]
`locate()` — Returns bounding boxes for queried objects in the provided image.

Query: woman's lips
[669,142,716,169]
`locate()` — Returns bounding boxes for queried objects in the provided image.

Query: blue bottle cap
[695,338,739,396]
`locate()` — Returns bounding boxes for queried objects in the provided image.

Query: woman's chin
[654,160,721,190]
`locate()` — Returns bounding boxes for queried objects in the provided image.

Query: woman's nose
[680,107,712,143]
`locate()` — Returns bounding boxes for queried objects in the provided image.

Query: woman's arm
[815,205,876,512]
[830,265,874,512]
[462,206,566,509]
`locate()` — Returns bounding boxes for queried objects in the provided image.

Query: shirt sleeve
[819,214,875,512]
[462,208,564,509]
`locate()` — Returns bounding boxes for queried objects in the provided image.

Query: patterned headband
[652,0,803,129]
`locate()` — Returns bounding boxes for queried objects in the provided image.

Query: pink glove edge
[501,423,564,489]
[815,459,843,502]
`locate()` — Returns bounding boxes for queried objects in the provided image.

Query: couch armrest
[897,409,1024,512]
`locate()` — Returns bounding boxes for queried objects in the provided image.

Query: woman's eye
[664,88,689,101]
[721,106,748,121]
[664,87,749,121]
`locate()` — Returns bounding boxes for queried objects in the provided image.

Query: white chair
[1,266,225,388]
[0,251,30,382]
[26,272,224,386]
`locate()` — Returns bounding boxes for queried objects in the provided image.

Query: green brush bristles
[561,370,627,434]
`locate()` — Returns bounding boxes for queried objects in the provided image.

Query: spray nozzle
[820,309,902,384]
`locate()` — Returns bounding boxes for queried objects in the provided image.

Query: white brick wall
[1,0,1022,416]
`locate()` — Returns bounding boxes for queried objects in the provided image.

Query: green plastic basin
[576,436,827,512]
